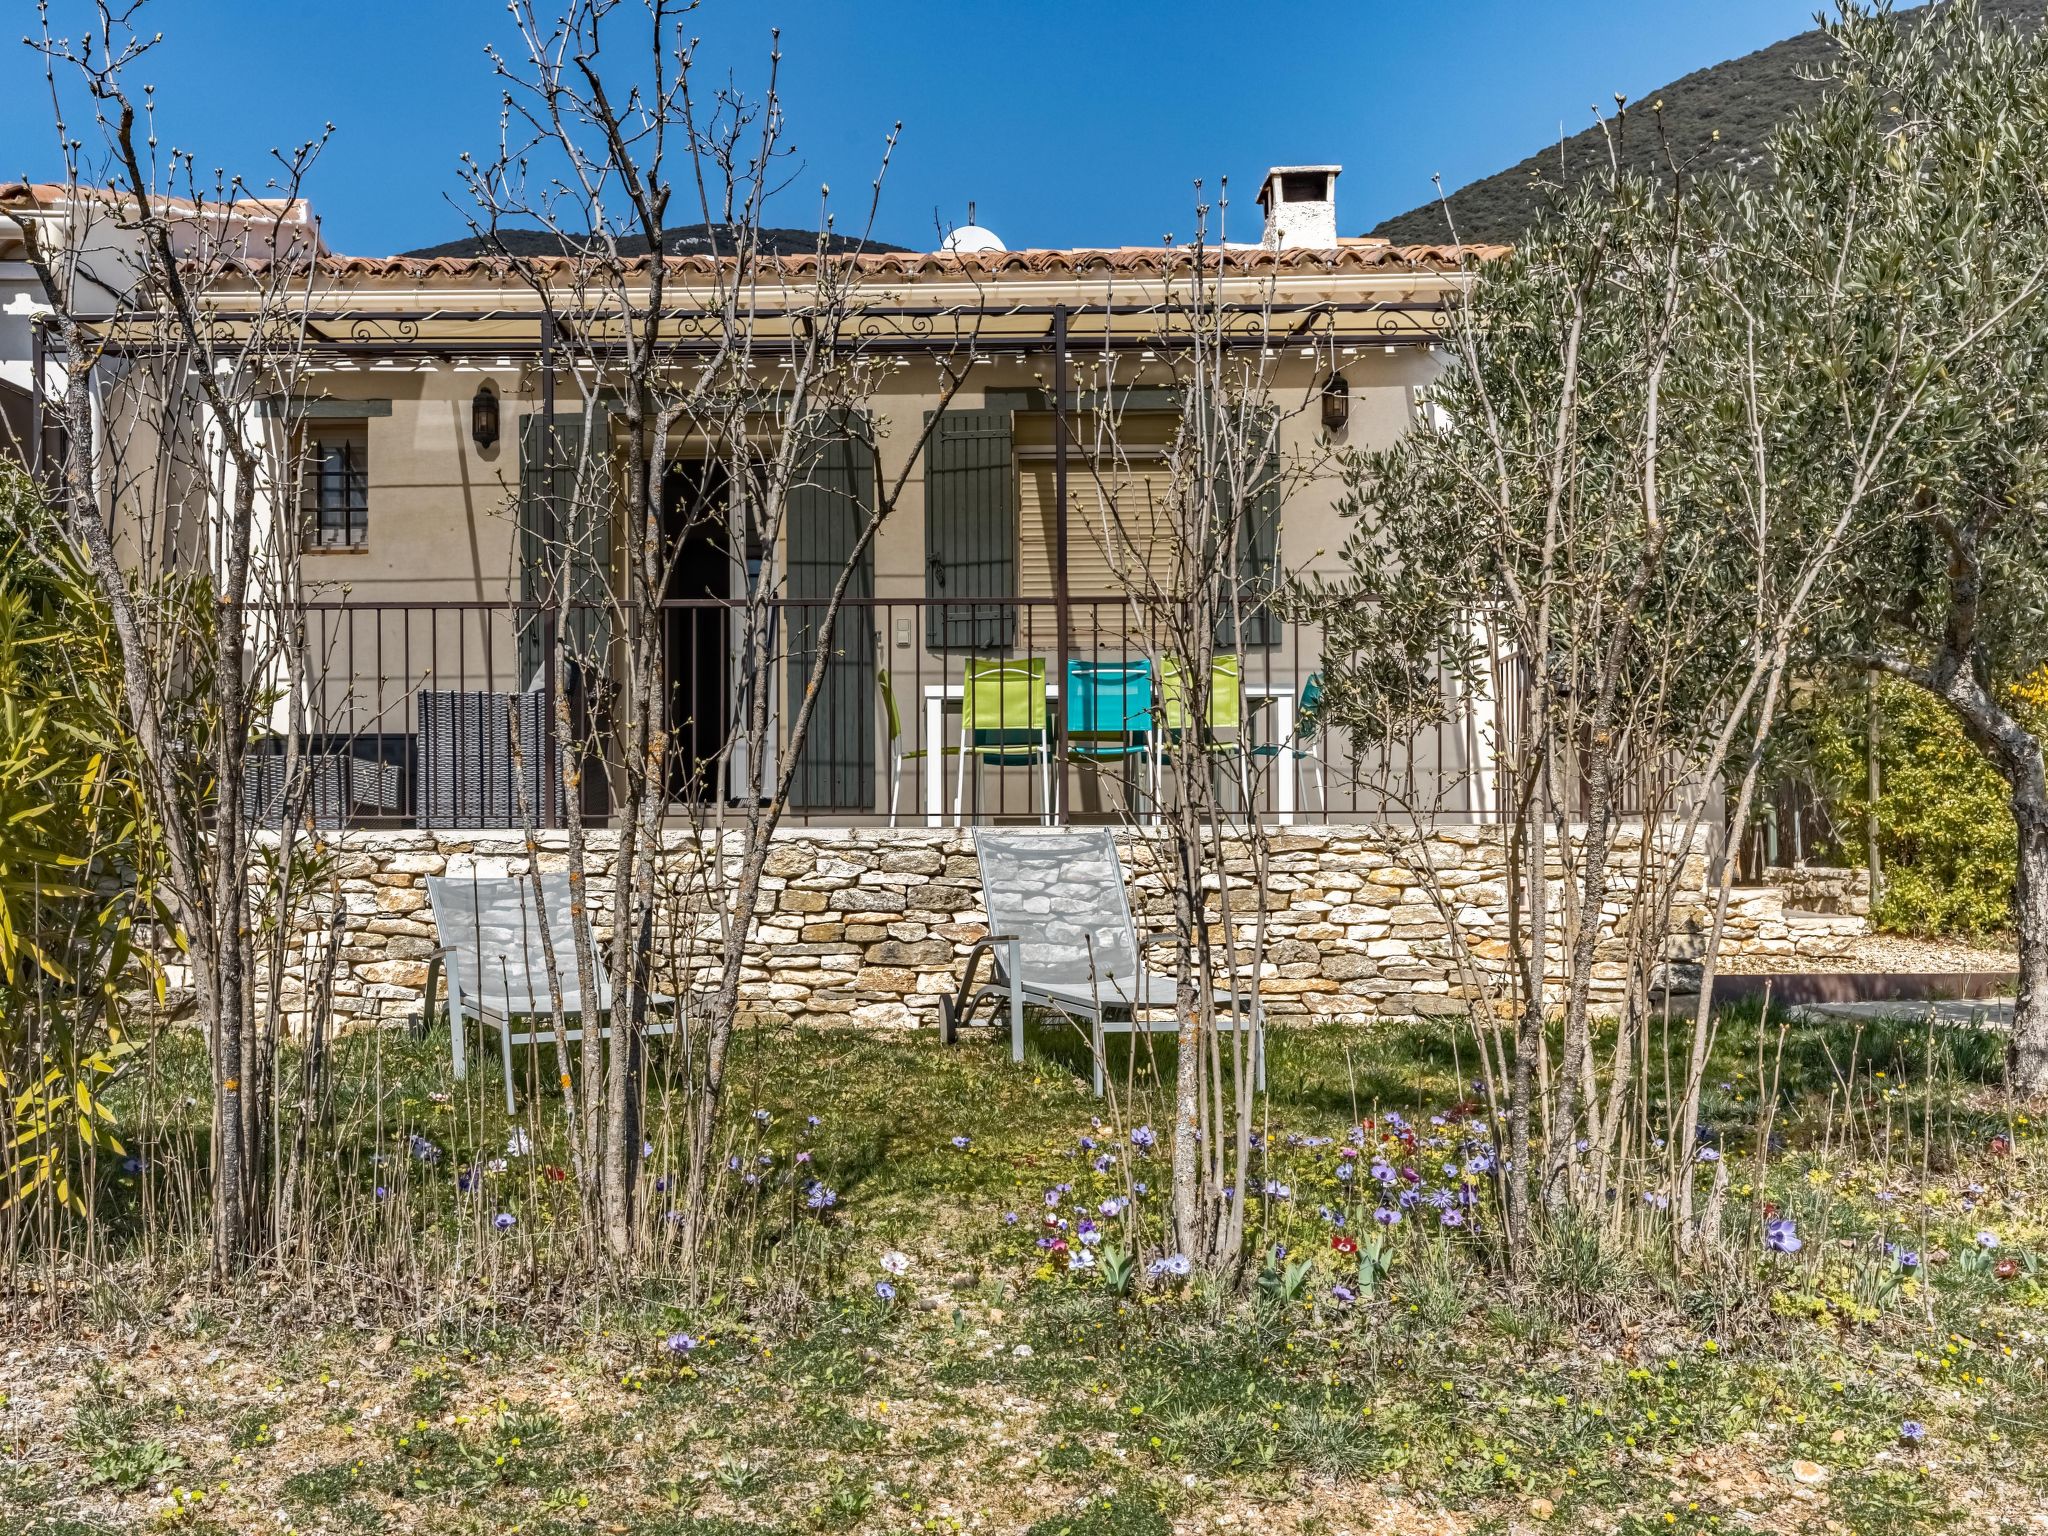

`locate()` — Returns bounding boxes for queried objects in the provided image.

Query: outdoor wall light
[1320,371,1350,434]
[471,380,501,451]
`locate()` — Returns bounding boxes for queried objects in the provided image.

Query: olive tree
[1763,2,2048,1093]
[1303,0,2036,1244]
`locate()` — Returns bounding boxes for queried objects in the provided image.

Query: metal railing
[251,597,1509,830]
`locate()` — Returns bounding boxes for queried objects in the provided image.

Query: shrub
[1796,678,2017,937]
[0,465,156,1220]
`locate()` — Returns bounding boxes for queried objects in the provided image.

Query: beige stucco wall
[296,366,525,603]
[288,343,1431,609]
[273,344,1463,818]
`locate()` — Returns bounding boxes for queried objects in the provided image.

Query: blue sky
[2,1,1847,255]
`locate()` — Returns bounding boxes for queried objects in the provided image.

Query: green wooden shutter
[786,417,878,810]
[566,405,611,664]
[1227,449,1282,648]
[923,408,1016,649]
[518,410,608,679]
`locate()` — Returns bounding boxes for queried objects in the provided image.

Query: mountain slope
[1370,0,2040,245]
[401,224,907,260]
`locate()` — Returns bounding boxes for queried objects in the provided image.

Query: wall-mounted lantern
[471,380,501,451]
[1320,372,1350,434]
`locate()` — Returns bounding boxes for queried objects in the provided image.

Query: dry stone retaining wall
[272,826,1866,1033]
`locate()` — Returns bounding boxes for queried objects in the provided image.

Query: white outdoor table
[921,677,1299,827]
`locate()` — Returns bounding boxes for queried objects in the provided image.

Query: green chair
[1159,654,1247,813]
[953,658,1052,825]
[879,668,949,827]
[1161,653,1243,740]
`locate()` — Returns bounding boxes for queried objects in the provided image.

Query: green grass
[5,1006,2047,1532]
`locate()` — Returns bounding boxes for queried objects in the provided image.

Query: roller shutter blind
[1017,458,1177,601]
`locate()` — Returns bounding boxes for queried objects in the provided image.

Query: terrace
[270,593,1507,831]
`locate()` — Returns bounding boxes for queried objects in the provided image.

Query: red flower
[544,1164,567,1183]
[1991,1134,2012,1157]
[1996,1256,2020,1280]
[1332,1234,1359,1255]
[1762,1200,1780,1219]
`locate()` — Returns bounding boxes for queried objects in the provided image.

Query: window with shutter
[923,409,1016,649]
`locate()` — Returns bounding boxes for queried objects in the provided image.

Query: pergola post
[1052,304,1071,824]
[539,308,560,827]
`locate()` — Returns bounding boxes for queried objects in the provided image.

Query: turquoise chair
[953,658,1052,825]
[1066,658,1158,812]
[1246,671,1328,813]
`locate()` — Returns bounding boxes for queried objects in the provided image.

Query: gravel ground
[1721,931,2018,975]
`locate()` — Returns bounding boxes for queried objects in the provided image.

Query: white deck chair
[425,872,677,1113]
[939,828,1265,1096]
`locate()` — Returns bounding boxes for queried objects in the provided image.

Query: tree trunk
[2011,785,2048,1094]
[1893,643,2048,1096]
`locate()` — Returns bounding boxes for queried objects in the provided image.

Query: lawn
[4,1006,2046,1535]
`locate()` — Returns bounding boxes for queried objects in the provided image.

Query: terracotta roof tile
[237,242,1506,282]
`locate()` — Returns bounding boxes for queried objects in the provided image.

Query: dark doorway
[662,461,732,801]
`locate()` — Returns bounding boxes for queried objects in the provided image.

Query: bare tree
[461,0,980,1262]
[1046,184,1324,1279]
[17,1,335,1276]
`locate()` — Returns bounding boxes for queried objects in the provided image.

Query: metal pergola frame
[33,287,1454,822]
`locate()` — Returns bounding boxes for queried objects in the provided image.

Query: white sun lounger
[425,872,676,1113]
[941,828,1264,1095]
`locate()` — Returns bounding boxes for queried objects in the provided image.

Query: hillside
[402,223,908,260]
[1370,0,2042,245]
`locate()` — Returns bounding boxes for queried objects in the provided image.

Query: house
[13,166,1509,833]
[17,169,1706,1030]
[1,184,324,468]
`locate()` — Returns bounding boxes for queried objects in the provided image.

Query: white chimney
[1257,165,1341,249]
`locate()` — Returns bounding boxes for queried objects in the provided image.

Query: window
[303,425,368,548]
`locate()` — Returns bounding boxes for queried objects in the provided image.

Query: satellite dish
[941,223,1006,254]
